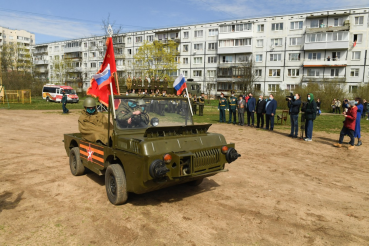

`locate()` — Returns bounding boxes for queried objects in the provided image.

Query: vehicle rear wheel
[69,147,85,176]
[187,178,204,186]
[105,164,128,205]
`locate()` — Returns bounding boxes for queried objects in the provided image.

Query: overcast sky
[0,0,368,44]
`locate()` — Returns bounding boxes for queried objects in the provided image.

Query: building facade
[32,7,369,95]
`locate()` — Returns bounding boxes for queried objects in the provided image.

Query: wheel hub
[109,175,117,195]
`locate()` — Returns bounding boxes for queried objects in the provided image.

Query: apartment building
[32,7,369,95]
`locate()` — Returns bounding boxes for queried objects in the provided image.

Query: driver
[78,97,112,145]
[116,99,148,128]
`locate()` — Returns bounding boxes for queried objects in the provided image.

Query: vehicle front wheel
[69,147,85,176]
[105,164,128,205]
[187,178,204,186]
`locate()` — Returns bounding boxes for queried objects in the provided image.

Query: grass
[3,98,368,134]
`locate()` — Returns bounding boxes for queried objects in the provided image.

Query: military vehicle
[64,95,240,205]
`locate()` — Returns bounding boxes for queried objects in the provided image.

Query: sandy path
[0,110,368,245]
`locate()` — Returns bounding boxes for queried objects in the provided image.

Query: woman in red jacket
[333,100,357,150]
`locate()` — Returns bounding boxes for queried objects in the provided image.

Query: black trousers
[256,113,264,128]
[238,112,244,125]
[247,111,254,125]
[339,127,355,146]
[266,114,274,130]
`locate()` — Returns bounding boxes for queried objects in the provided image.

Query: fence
[1,89,32,104]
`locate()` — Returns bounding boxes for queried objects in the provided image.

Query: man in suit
[256,95,266,128]
[265,94,277,131]
[247,93,256,127]
[237,95,246,126]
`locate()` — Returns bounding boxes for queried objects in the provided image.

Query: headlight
[149,159,169,179]
[151,117,159,127]
[225,148,241,163]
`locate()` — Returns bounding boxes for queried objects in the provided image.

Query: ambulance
[42,84,79,103]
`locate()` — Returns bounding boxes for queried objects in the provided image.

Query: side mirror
[150,117,159,127]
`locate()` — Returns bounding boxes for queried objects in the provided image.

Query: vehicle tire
[187,178,204,186]
[46,97,50,102]
[69,147,85,176]
[105,164,128,205]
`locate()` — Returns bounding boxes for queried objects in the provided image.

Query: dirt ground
[1,109,369,245]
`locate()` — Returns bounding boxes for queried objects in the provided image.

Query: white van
[42,84,79,103]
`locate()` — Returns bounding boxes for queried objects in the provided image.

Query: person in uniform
[198,93,205,116]
[126,75,132,91]
[192,95,198,115]
[156,77,161,91]
[132,76,137,91]
[228,91,237,124]
[137,77,143,90]
[78,97,112,145]
[150,76,155,90]
[116,99,145,128]
[144,76,149,90]
[237,95,246,126]
[163,77,168,90]
[61,91,69,114]
[218,93,228,123]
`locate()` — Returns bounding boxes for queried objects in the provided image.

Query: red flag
[87,37,118,106]
[353,41,357,47]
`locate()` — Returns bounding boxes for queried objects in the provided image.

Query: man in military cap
[126,75,132,91]
[144,76,149,90]
[218,93,228,123]
[156,77,161,90]
[198,93,205,116]
[163,77,168,90]
[150,76,155,90]
[132,76,137,90]
[192,94,198,115]
[78,97,112,145]
[137,77,143,90]
[228,91,237,124]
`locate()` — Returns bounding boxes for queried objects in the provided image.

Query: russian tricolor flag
[173,74,186,95]
[93,64,112,89]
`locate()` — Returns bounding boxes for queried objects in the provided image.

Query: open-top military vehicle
[64,95,240,205]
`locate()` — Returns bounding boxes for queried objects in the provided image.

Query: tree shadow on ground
[128,178,220,206]
[0,191,24,213]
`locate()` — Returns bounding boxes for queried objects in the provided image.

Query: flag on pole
[87,37,118,106]
[173,74,186,96]
[353,41,357,47]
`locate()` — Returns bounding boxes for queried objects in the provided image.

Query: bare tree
[235,60,258,95]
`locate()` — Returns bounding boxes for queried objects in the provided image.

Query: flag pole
[114,72,121,95]
[107,25,117,119]
[184,76,193,116]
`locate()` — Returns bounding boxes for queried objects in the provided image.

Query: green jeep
[64,95,240,205]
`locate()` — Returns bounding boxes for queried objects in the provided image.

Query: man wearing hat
[198,93,205,116]
[218,93,228,123]
[333,100,357,150]
[228,91,237,124]
[61,90,69,114]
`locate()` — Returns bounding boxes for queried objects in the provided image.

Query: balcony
[35,69,48,74]
[64,46,83,53]
[33,49,48,54]
[34,60,49,65]
[302,75,346,82]
[305,32,349,50]
[218,46,252,54]
[306,25,350,34]
[303,58,347,67]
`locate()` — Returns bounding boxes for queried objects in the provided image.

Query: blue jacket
[247,97,256,112]
[265,99,277,115]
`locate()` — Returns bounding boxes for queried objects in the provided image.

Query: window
[255,54,263,62]
[115,48,123,55]
[350,68,359,77]
[331,68,339,77]
[157,34,167,40]
[208,43,217,50]
[83,53,87,58]
[257,24,264,32]
[289,53,300,61]
[90,52,96,58]
[194,57,202,64]
[334,18,343,27]
[353,34,363,43]
[194,30,203,37]
[286,84,298,91]
[290,37,302,46]
[116,59,123,66]
[352,51,361,60]
[193,70,202,77]
[83,42,87,48]
[269,69,281,77]
[98,41,103,46]
[270,54,282,61]
[127,49,132,55]
[307,68,320,76]
[183,31,189,39]
[208,29,218,36]
[147,35,153,42]
[349,86,358,93]
[332,51,341,60]
[183,70,188,77]
[219,38,251,47]
[271,38,282,46]
[91,62,96,68]
[272,23,283,31]
[355,16,364,25]
[194,43,203,50]
[84,63,87,68]
[127,37,131,43]
[183,45,188,52]
[268,84,280,92]
[54,46,59,52]
[135,36,142,43]
[256,39,263,47]
[207,70,216,77]
[222,56,233,63]
[290,21,303,30]
[255,69,262,76]
[169,32,178,39]
[208,56,217,63]
[183,58,188,64]
[308,52,322,60]
[237,55,249,62]
[310,19,324,28]
[288,69,299,77]
[306,33,326,42]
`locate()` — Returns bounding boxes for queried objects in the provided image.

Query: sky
[0,0,368,44]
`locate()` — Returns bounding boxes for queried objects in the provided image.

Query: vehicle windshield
[114,97,193,129]
[63,89,76,94]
